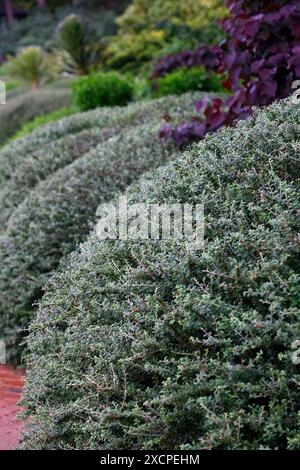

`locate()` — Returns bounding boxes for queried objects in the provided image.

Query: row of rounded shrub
[5,107,76,145]
[0,91,205,185]
[21,97,300,450]
[0,92,206,229]
[73,68,226,111]
[0,93,208,363]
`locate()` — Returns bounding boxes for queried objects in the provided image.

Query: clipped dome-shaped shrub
[0,119,180,364]
[22,98,300,450]
[0,93,208,362]
[0,91,206,184]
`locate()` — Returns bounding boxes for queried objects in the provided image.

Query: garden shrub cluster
[154,66,225,97]
[0,92,206,364]
[1,1,299,453]
[0,88,71,145]
[21,97,300,450]
[72,72,134,111]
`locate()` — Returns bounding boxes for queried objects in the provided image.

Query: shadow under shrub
[21,97,300,450]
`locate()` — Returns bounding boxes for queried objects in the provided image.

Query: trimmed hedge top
[72,72,134,111]
[22,97,300,450]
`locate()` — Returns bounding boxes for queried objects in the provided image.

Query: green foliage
[0,87,71,145]
[6,46,55,89]
[105,0,227,74]
[0,92,204,363]
[155,66,225,97]
[5,87,27,100]
[133,77,153,101]
[0,92,203,183]
[3,80,21,92]
[117,0,227,33]
[21,97,300,450]
[105,29,167,75]
[72,72,134,111]
[56,14,103,75]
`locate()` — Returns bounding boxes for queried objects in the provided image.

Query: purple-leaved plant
[160,0,300,146]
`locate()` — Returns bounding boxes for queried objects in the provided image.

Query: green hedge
[0,120,180,364]
[21,98,300,450]
[7,107,76,144]
[0,88,72,145]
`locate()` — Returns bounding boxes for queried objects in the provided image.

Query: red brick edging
[0,365,25,450]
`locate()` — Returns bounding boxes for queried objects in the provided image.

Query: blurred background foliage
[6,45,54,88]
[0,0,229,136]
[0,0,227,76]
[105,0,227,74]
[0,1,128,58]
[55,13,104,75]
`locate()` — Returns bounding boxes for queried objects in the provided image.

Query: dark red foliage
[161,0,300,146]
